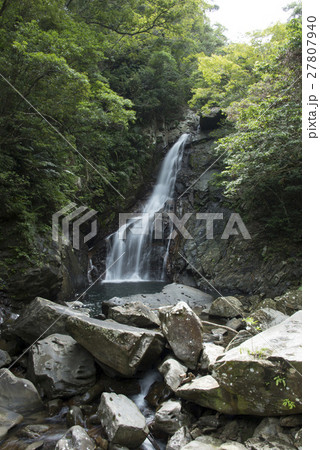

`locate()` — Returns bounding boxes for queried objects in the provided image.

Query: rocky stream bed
[0,283,302,449]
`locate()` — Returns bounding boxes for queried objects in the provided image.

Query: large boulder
[158,357,187,392]
[13,297,87,343]
[177,312,302,416]
[0,369,43,414]
[208,296,243,318]
[55,425,95,450]
[0,406,23,440]
[108,301,160,328]
[28,334,96,399]
[214,310,302,415]
[98,392,149,448]
[159,302,203,369]
[67,315,164,377]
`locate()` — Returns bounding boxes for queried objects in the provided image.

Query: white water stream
[104,134,189,282]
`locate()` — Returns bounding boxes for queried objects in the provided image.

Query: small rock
[55,425,95,450]
[0,349,11,368]
[66,405,84,427]
[224,330,252,351]
[251,308,288,331]
[154,399,191,435]
[98,392,149,448]
[158,357,187,391]
[25,442,44,450]
[209,296,243,318]
[145,381,171,407]
[280,415,302,428]
[182,435,223,449]
[210,328,228,343]
[19,424,50,439]
[219,442,246,449]
[226,318,243,331]
[0,406,23,440]
[199,343,224,371]
[167,426,192,450]
[47,399,63,417]
[294,428,302,449]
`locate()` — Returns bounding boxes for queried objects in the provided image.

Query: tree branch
[0,0,10,17]
[87,12,166,36]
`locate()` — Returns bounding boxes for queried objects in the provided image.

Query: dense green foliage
[0,0,223,265]
[191,8,302,239]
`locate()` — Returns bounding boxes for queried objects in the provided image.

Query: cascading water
[104,134,189,282]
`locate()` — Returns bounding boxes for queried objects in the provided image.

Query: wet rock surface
[28,333,96,399]
[98,392,149,448]
[108,301,160,328]
[0,368,43,414]
[66,315,165,377]
[13,297,88,343]
[55,425,95,450]
[0,406,23,440]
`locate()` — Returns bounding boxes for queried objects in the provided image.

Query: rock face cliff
[167,128,301,298]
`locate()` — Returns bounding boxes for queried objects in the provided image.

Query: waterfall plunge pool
[82,280,167,317]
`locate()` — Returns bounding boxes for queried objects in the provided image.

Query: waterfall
[104,134,189,282]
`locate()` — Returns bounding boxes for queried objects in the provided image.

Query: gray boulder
[28,334,96,399]
[178,312,302,416]
[13,297,87,343]
[181,435,223,449]
[0,406,23,440]
[167,426,192,450]
[209,296,243,318]
[67,315,164,377]
[214,311,302,415]
[98,392,149,448]
[251,308,288,331]
[154,399,191,435]
[0,368,43,414]
[159,357,187,392]
[225,330,252,352]
[108,301,160,328]
[0,349,11,368]
[159,301,203,369]
[55,425,95,450]
[274,289,302,314]
[200,343,224,371]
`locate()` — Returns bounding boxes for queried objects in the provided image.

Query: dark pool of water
[82,281,167,317]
